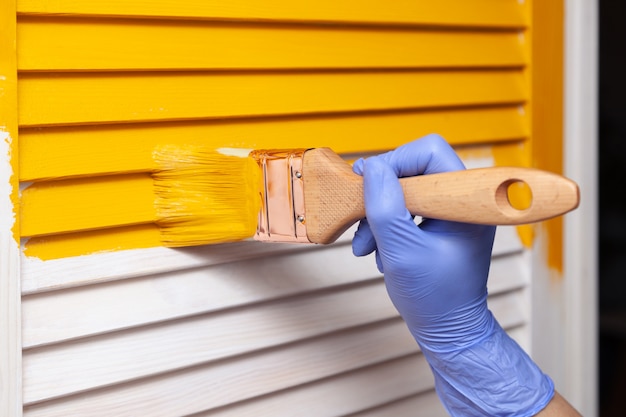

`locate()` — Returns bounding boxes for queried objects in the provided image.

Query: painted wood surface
[21,229,524,348]
[20,225,528,414]
[18,70,526,127]
[16,3,530,259]
[17,0,526,27]
[12,1,544,415]
[20,107,528,181]
[23,291,526,404]
[18,17,525,71]
[20,220,522,293]
[0,0,23,415]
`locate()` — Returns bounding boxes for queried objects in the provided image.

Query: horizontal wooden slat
[23,289,526,404]
[20,227,359,293]
[17,17,525,71]
[22,224,166,261]
[20,173,155,237]
[18,70,526,127]
[24,353,434,417]
[21,246,526,349]
[186,325,527,417]
[487,251,527,294]
[24,317,416,404]
[493,225,524,255]
[20,223,523,294]
[489,291,527,329]
[22,262,387,347]
[345,391,447,417]
[17,0,527,28]
[197,356,436,416]
[19,107,528,181]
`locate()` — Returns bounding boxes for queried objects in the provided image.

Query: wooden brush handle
[302,148,580,244]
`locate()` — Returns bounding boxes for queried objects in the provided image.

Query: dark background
[599,1,626,415]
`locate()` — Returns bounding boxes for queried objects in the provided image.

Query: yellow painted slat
[17,17,524,71]
[20,106,528,181]
[18,70,526,127]
[20,174,156,237]
[17,0,526,28]
[23,224,162,260]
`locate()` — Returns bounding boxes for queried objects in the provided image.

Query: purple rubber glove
[353,135,554,416]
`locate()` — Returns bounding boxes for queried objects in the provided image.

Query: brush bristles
[152,145,260,247]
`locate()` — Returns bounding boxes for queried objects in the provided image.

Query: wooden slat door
[1,0,564,415]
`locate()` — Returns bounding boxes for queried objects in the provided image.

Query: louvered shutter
[1,1,575,415]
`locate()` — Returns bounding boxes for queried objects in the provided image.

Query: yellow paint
[17,2,534,260]
[506,181,532,211]
[18,16,525,71]
[23,224,162,260]
[18,70,526,127]
[20,106,528,181]
[491,142,535,247]
[531,0,565,273]
[22,146,262,254]
[0,0,19,244]
[17,0,526,28]
[20,174,156,237]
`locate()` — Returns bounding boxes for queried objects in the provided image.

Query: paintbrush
[152,145,579,247]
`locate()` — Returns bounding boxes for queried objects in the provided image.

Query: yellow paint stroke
[22,148,262,259]
[0,1,19,245]
[23,224,162,260]
[17,0,527,28]
[20,173,156,237]
[1,130,18,244]
[530,0,565,274]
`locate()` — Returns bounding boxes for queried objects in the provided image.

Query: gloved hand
[353,135,554,416]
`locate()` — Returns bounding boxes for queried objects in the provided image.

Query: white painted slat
[347,390,447,417]
[21,207,522,297]
[1,130,22,416]
[493,225,525,256]
[22,243,380,347]
[21,240,311,295]
[23,287,526,406]
[21,225,359,295]
[195,355,435,417]
[488,250,528,294]
[25,353,433,417]
[22,241,523,348]
[489,290,527,329]
[24,317,416,404]
[25,345,432,417]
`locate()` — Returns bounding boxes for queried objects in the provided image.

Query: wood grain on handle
[302,148,580,244]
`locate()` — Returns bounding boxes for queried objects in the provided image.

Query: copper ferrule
[251,149,311,243]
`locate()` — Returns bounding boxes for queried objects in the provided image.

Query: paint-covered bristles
[152,145,260,247]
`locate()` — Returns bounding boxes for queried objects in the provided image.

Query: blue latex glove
[353,135,554,416]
